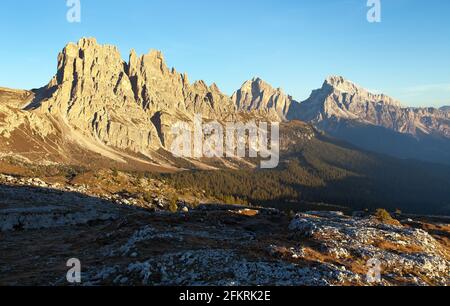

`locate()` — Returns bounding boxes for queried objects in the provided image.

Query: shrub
[143,191,153,203]
[288,210,297,219]
[375,209,395,223]
[169,195,178,213]
[223,195,236,205]
[192,199,200,207]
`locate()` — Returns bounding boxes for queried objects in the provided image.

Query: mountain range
[1,38,450,214]
[2,38,449,167]
[233,75,450,164]
[286,76,450,164]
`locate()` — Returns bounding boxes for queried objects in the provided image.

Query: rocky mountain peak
[22,38,239,160]
[232,77,295,121]
[209,82,221,93]
[323,75,362,95]
[192,80,209,91]
[324,75,347,86]
[241,77,284,94]
[290,76,450,141]
[293,76,406,123]
[322,75,402,108]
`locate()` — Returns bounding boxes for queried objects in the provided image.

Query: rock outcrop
[0,87,34,108]
[289,211,449,286]
[2,178,448,286]
[0,88,60,162]
[128,49,235,118]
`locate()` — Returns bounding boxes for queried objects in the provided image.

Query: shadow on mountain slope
[0,183,134,232]
[318,119,450,166]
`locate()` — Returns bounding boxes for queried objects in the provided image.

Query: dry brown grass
[0,160,30,176]
[231,209,260,217]
[374,240,424,254]
[374,209,402,226]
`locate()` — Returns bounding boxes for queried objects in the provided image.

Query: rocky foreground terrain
[0,173,448,286]
[1,37,449,286]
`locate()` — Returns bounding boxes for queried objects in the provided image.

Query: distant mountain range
[234,76,450,165]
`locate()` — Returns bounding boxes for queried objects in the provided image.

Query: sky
[1,0,449,108]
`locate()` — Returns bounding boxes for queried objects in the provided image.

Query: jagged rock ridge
[29,38,239,158]
[0,38,252,168]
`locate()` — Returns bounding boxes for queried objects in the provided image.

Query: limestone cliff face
[128,50,235,117]
[232,77,295,122]
[33,38,237,155]
[290,76,450,137]
[127,49,237,146]
[34,38,162,154]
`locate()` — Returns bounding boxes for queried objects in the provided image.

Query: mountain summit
[323,76,402,107]
[286,76,450,164]
[288,75,449,137]
[289,76,404,124]
[232,77,296,121]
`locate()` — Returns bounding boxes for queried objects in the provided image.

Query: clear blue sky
[1,0,449,107]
